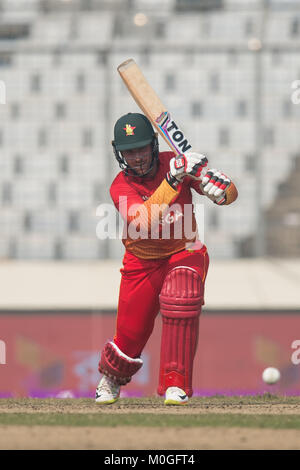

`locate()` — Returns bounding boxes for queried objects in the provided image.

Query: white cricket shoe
[95,375,120,405]
[164,387,189,406]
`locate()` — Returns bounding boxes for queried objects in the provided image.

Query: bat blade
[117,58,192,156]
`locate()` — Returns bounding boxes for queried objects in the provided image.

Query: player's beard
[131,161,149,176]
[127,154,156,178]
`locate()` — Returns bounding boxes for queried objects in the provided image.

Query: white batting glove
[167,152,208,187]
[200,168,231,205]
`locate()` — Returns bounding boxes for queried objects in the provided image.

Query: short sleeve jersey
[110,151,204,259]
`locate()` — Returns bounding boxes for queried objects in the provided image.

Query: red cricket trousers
[114,243,209,359]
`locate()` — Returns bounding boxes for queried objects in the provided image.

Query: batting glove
[200,169,231,205]
[166,153,208,189]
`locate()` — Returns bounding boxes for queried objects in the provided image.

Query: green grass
[1,393,300,408]
[0,395,299,430]
[0,412,300,429]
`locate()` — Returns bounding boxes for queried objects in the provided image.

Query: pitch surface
[0,395,300,449]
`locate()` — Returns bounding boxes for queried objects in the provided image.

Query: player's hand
[169,153,208,181]
[200,168,238,206]
[200,168,233,205]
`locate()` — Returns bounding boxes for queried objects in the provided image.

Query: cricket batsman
[95,112,238,405]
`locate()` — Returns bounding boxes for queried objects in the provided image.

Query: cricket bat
[118,58,238,205]
[117,58,192,157]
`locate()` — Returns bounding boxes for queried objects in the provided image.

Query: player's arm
[131,153,208,228]
[111,153,210,232]
[110,178,179,234]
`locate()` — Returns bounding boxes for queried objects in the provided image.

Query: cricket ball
[262,367,281,385]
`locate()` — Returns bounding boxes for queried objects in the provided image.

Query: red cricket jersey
[110,151,204,259]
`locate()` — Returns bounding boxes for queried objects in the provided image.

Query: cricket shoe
[164,387,189,406]
[95,375,120,405]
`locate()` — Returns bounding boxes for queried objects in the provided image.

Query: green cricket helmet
[112,112,159,177]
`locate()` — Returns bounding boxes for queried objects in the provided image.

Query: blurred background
[0,0,300,398]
